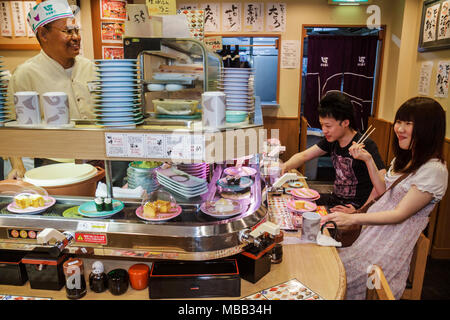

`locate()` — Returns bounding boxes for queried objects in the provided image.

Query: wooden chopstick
[356,124,373,144]
[359,127,376,145]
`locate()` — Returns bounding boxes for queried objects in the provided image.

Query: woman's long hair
[393,97,446,174]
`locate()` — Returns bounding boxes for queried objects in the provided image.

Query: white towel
[95,182,146,199]
[316,232,342,247]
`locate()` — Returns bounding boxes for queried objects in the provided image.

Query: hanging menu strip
[105,132,205,160]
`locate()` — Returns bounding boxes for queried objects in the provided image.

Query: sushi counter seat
[0,242,346,300]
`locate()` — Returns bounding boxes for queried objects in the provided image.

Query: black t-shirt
[316,132,385,208]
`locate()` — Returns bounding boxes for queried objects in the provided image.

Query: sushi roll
[94,197,104,211]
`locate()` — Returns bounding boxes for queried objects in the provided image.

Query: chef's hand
[349,142,372,162]
[330,204,356,213]
[322,211,356,227]
[6,168,25,180]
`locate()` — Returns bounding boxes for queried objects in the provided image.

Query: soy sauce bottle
[89,261,108,293]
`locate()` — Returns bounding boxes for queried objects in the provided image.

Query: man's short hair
[318,91,357,130]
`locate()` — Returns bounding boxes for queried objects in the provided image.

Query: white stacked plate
[156,167,208,199]
[0,57,10,126]
[218,68,255,114]
[92,59,143,128]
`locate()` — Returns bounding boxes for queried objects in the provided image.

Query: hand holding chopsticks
[356,125,376,145]
[349,126,376,162]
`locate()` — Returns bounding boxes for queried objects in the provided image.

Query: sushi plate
[96,71,139,76]
[286,199,317,214]
[200,200,242,219]
[92,88,140,93]
[216,176,254,192]
[96,67,139,72]
[7,195,56,215]
[223,166,257,177]
[97,76,139,81]
[93,93,140,98]
[135,204,182,222]
[78,199,124,219]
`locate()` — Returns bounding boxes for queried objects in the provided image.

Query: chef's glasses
[50,26,81,37]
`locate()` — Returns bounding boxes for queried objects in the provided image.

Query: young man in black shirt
[282,91,386,212]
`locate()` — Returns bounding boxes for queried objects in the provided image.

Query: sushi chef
[6,0,96,180]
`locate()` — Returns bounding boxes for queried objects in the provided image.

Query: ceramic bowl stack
[0,57,10,126]
[126,161,162,194]
[156,167,208,199]
[92,59,143,128]
[218,68,255,121]
[176,163,210,181]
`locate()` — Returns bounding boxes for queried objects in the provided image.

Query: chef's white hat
[27,0,74,34]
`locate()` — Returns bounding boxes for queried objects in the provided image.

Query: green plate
[62,206,84,218]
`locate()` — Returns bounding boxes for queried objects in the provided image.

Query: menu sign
[145,0,176,15]
[244,2,264,32]
[204,35,222,51]
[100,0,127,21]
[280,40,300,69]
[0,1,12,37]
[105,133,205,161]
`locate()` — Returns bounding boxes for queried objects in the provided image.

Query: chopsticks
[356,125,376,145]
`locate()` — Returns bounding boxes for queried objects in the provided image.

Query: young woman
[322,97,448,299]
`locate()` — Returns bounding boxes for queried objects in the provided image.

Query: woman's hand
[330,204,356,213]
[349,142,372,163]
[321,211,358,227]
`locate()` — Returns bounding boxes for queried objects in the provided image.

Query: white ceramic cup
[42,92,69,125]
[301,211,322,242]
[202,91,226,129]
[14,91,40,125]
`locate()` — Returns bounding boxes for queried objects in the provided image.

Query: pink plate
[286,199,317,213]
[7,194,56,214]
[223,166,257,177]
[289,188,320,200]
[136,204,182,221]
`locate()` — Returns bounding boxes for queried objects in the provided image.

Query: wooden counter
[0,241,346,300]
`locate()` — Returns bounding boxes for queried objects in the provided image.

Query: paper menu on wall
[0,1,12,37]
[24,1,36,37]
[222,2,241,32]
[11,1,26,37]
[418,61,433,96]
[202,2,219,32]
[280,40,301,69]
[266,2,286,32]
[438,0,450,40]
[423,3,441,43]
[244,2,264,32]
[177,3,198,10]
[435,61,450,98]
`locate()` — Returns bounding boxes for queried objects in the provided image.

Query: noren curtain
[303,35,379,132]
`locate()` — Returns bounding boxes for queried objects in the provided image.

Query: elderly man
[6,0,96,179]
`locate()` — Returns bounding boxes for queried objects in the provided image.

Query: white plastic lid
[23,163,98,187]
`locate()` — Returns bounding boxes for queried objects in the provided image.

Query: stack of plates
[0,57,10,126]
[156,167,208,199]
[92,59,143,128]
[218,68,255,114]
[127,163,160,194]
[176,163,210,181]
